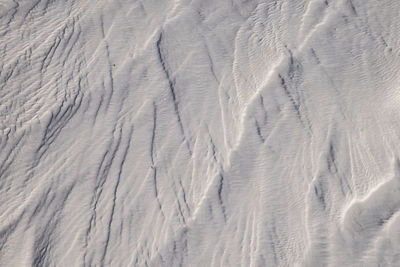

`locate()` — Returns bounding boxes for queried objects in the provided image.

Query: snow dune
[1,0,400,266]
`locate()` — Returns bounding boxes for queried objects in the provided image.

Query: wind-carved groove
[0,59,18,91]
[153,168,165,218]
[156,32,192,156]
[0,131,24,179]
[34,88,83,163]
[150,102,157,164]
[3,1,19,32]
[255,120,265,143]
[149,102,165,216]
[327,143,338,174]
[176,197,187,225]
[169,177,189,225]
[101,125,134,265]
[178,180,190,218]
[203,41,219,84]
[93,94,104,124]
[104,43,114,111]
[99,15,115,112]
[347,0,358,16]
[83,124,124,264]
[63,28,81,64]
[61,19,81,67]
[82,151,108,264]
[279,75,302,120]
[189,131,226,223]
[278,52,312,136]
[40,36,62,71]
[0,210,23,254]
[23,0,46,20]
[313,180,327,210]
[217,174,227,222]
[31,183,75,267]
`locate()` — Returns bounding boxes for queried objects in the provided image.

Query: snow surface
[1,0,400,266]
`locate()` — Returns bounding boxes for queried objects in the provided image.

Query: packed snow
[1,0,400,266]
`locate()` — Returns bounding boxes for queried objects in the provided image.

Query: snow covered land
[1,0,400,266]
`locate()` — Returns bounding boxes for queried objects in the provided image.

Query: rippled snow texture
[2,0,400,266]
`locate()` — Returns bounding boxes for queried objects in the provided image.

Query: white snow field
[1,0,400,266]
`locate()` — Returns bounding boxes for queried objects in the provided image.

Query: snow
[1,0,400,266]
